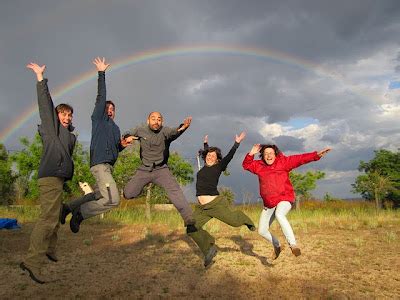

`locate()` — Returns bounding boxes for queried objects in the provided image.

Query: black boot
[60,203,71,225]
[70,208,84,233]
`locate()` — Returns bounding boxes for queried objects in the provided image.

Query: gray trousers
[80,163,120,219]
[123,167,194,225]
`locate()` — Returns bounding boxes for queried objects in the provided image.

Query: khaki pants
[188,195,255,256]
[24,177,64,270]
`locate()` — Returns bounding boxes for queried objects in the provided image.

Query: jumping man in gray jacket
[123,112,195,227]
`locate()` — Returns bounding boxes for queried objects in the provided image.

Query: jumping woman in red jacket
[243,144,330,259]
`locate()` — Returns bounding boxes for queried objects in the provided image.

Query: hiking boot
[204,245,217,268]
[79,182,93,195]
[290,246,301,257]
[60,203,71,225]
[272,245,281,260]
[70,209,84,233]
[20,262,46,284]
[246,224,256,231]
[46,253,58,262]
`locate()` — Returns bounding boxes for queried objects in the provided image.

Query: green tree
[113,145,142,193]
[0,144,16,205]
[218,186,235,205]
[353,171,394,210]
[11,133,94,200]
[353,149,400,207]
[10,134,42,200]
[290,170,325,209]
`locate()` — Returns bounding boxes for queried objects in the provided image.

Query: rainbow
[0,44,376,143]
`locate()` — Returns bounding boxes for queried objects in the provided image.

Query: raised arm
[166,116,192,141]
[220,131,246,170]
[242,144,262,174]
[91,57,110,120]
[27,63,57,136]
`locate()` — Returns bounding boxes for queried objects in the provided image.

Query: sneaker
[70,209,84,233]
[19,262,46,284]
[290,246,301,257]
[204,245,217,268]
[59,203,71,225]
[79,182,93,195]
[46,253,58,262]
[246,224,256,231]
[272,245,281,260]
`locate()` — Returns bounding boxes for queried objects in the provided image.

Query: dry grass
[1,202,399,299]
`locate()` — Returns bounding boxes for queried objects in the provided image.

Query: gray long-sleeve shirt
[126,125,185,171]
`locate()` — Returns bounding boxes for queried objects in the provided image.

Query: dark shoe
[186,224,198,234]
[272,245,281,260]
[60,203,71,225]
[46,253,58,262]
[290,246,301,257]
[204,245,217,268]
[19,262,46,284]
[70,209,84,233]
[246,224,256,231]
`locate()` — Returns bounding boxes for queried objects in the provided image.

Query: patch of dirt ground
[1,221,399,299]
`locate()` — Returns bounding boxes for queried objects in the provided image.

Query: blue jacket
[90,72,123,167]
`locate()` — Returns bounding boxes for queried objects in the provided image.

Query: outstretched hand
[203,135,208,144]
[235,131,246,143]
[249,144,261,156]
[93,57,110,72]
[178,116,192,131]
[318,148,331,158]
[26,62,45,82]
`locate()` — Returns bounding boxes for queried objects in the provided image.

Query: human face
[263,147,276,165]
[106,103,115,120]
[57,110,73,128]
[147,112,163,131]
[205,151,218,166]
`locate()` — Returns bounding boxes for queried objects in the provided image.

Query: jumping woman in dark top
[188,132,255,267]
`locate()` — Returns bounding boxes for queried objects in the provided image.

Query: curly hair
[199,146,222,162]
[259,144,280,164]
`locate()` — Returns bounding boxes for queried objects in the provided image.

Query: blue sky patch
[389,81,400,89]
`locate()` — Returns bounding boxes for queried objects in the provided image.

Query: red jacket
[242,151,320,208]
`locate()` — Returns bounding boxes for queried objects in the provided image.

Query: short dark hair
[259,144,280,163]
[55,103,73,114]
[106,100,115,109]
[200,147,222,162]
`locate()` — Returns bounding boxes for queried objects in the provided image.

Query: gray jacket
[126,125,186,171]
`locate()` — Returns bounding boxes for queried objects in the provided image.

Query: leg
[274,201,300,256]
[206,196,255,229]
[123,169,151,199]
[258,207,281,248]
[80,164,120,219]
[23,177,64,282]
[153,168,194,225]
[187,204,214,256]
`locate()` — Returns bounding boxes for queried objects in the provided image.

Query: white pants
[258,201,296,247]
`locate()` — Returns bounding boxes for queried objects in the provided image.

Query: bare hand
[235,131,246,143]
[249,144,261,156]
[318,147,331,158]
[92,57,110,72]
[203,135,208,144]
[26,62,45,81]
[178,116,192,131]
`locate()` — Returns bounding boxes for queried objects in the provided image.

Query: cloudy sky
[1,0,399,202]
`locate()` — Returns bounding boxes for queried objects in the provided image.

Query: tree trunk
[295,198,300,210]
[145,183,153,222]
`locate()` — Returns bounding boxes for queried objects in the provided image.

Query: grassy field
[1,200,399,299]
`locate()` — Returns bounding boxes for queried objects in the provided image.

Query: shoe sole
[20,262,45,284]
[204,247,217,268]
[46,254,58,262]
